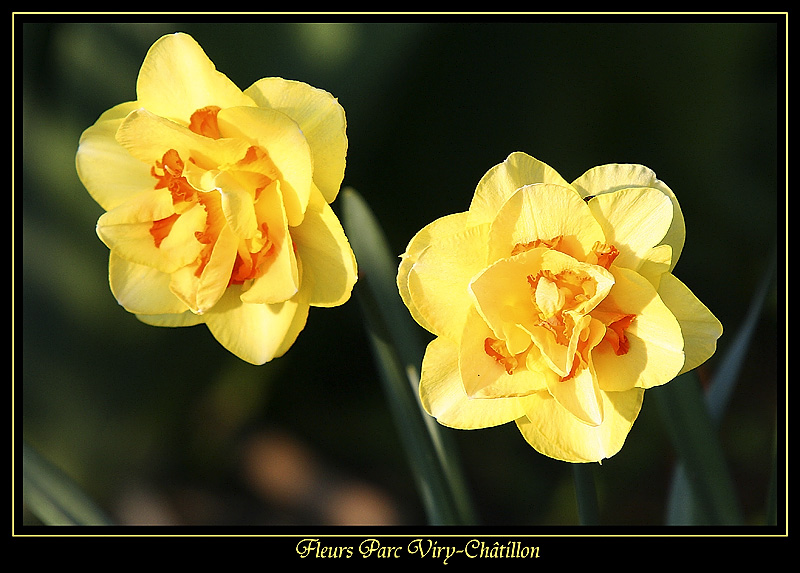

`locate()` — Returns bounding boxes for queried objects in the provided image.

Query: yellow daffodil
[397,152,722,462]
[76,33,357,364]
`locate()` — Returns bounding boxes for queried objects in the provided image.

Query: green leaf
[663,246,776,525]
[22,441,113,526]
[340,187,476,525]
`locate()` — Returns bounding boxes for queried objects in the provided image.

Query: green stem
[572,463,600,525]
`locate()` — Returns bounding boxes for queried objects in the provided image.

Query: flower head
[76,32,357,364]
[397,152,722,462]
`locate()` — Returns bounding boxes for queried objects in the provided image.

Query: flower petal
[137,311,205,328]
[406,222,490,341]
[420,336,526,429]
[239,180,300,305]
[76,102,155,211]
[116,108,251,171]
[468,152,572,226]
[516,387,643,463]
[136,32,254,123]
[397,212,470,334]
[216,106,313,227]
[290,185,356,307]
[573,163,685,268]
[169,224,238,314]
[204,284,309,365]
[657,272,723,375]
[488,183,606,262]
[459,307,548,399]
[108,252,189,315]
[246,77,347,203]
[586,186,675,272]
[97,194,207,274]
[592,266,685,391]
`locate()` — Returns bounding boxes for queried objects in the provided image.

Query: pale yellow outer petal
[137,311,205,328]
[516,387,644,463]
[397,212,470,334]
[203,284,310,365]
[136,32,254,123]
[420,336,527,429]
[290,186,357,308]
[108,253,189,315]
[586,187,675,272]
[487,183,606,262]
[216,106,313,227]
[467,152,572,226]
[592,266,685,391]
[75,102,153,211]
[406,223,490,341]
[657,272,723,375]
[245,77,348,204]
[572,163,685,268]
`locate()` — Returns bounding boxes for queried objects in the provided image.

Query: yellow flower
[76,33,357,365]
[397,152,722,462]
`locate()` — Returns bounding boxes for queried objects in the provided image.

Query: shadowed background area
[19,18,780,527]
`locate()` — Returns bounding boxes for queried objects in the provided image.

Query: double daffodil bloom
[397,152,722,462]
[76,33,357,364]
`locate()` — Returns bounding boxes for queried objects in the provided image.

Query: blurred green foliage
[18,18,781,527]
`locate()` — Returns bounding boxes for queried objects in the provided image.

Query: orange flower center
[482,235,635,378]
[147,107,279,285]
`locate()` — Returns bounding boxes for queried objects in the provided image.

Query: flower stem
[572,463,600,525]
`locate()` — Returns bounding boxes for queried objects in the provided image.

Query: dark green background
[20,17,781,527]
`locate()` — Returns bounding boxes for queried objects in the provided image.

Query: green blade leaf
[340,187,476,525]
[664,246,776,525]
[22,441,113,526]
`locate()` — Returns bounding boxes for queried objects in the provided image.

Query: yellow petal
[543,318,607,427]
[573,163,685,268]
[204,284,309,365]
[488,183,606,262]
[397,212,470,334]
[468,152,572,226]
[591,266,685,391]
[586,186,675,272]
[516,387,643,463]
[108,252,189,315]
[213,170,258,240]
[116,108,251,171]
[137,311,205,328]
[169,224,238,314]
[76,102,153,211]
[290,186,357,308]
[458,307,548,399]
[136,32,254,123]
[406,222,490,341]
[245,77,347,203]
[238,180,300,305]
[216,106,313,227]
[419,336,526,429]
[97,195,207,274]
[657,272,723,375]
